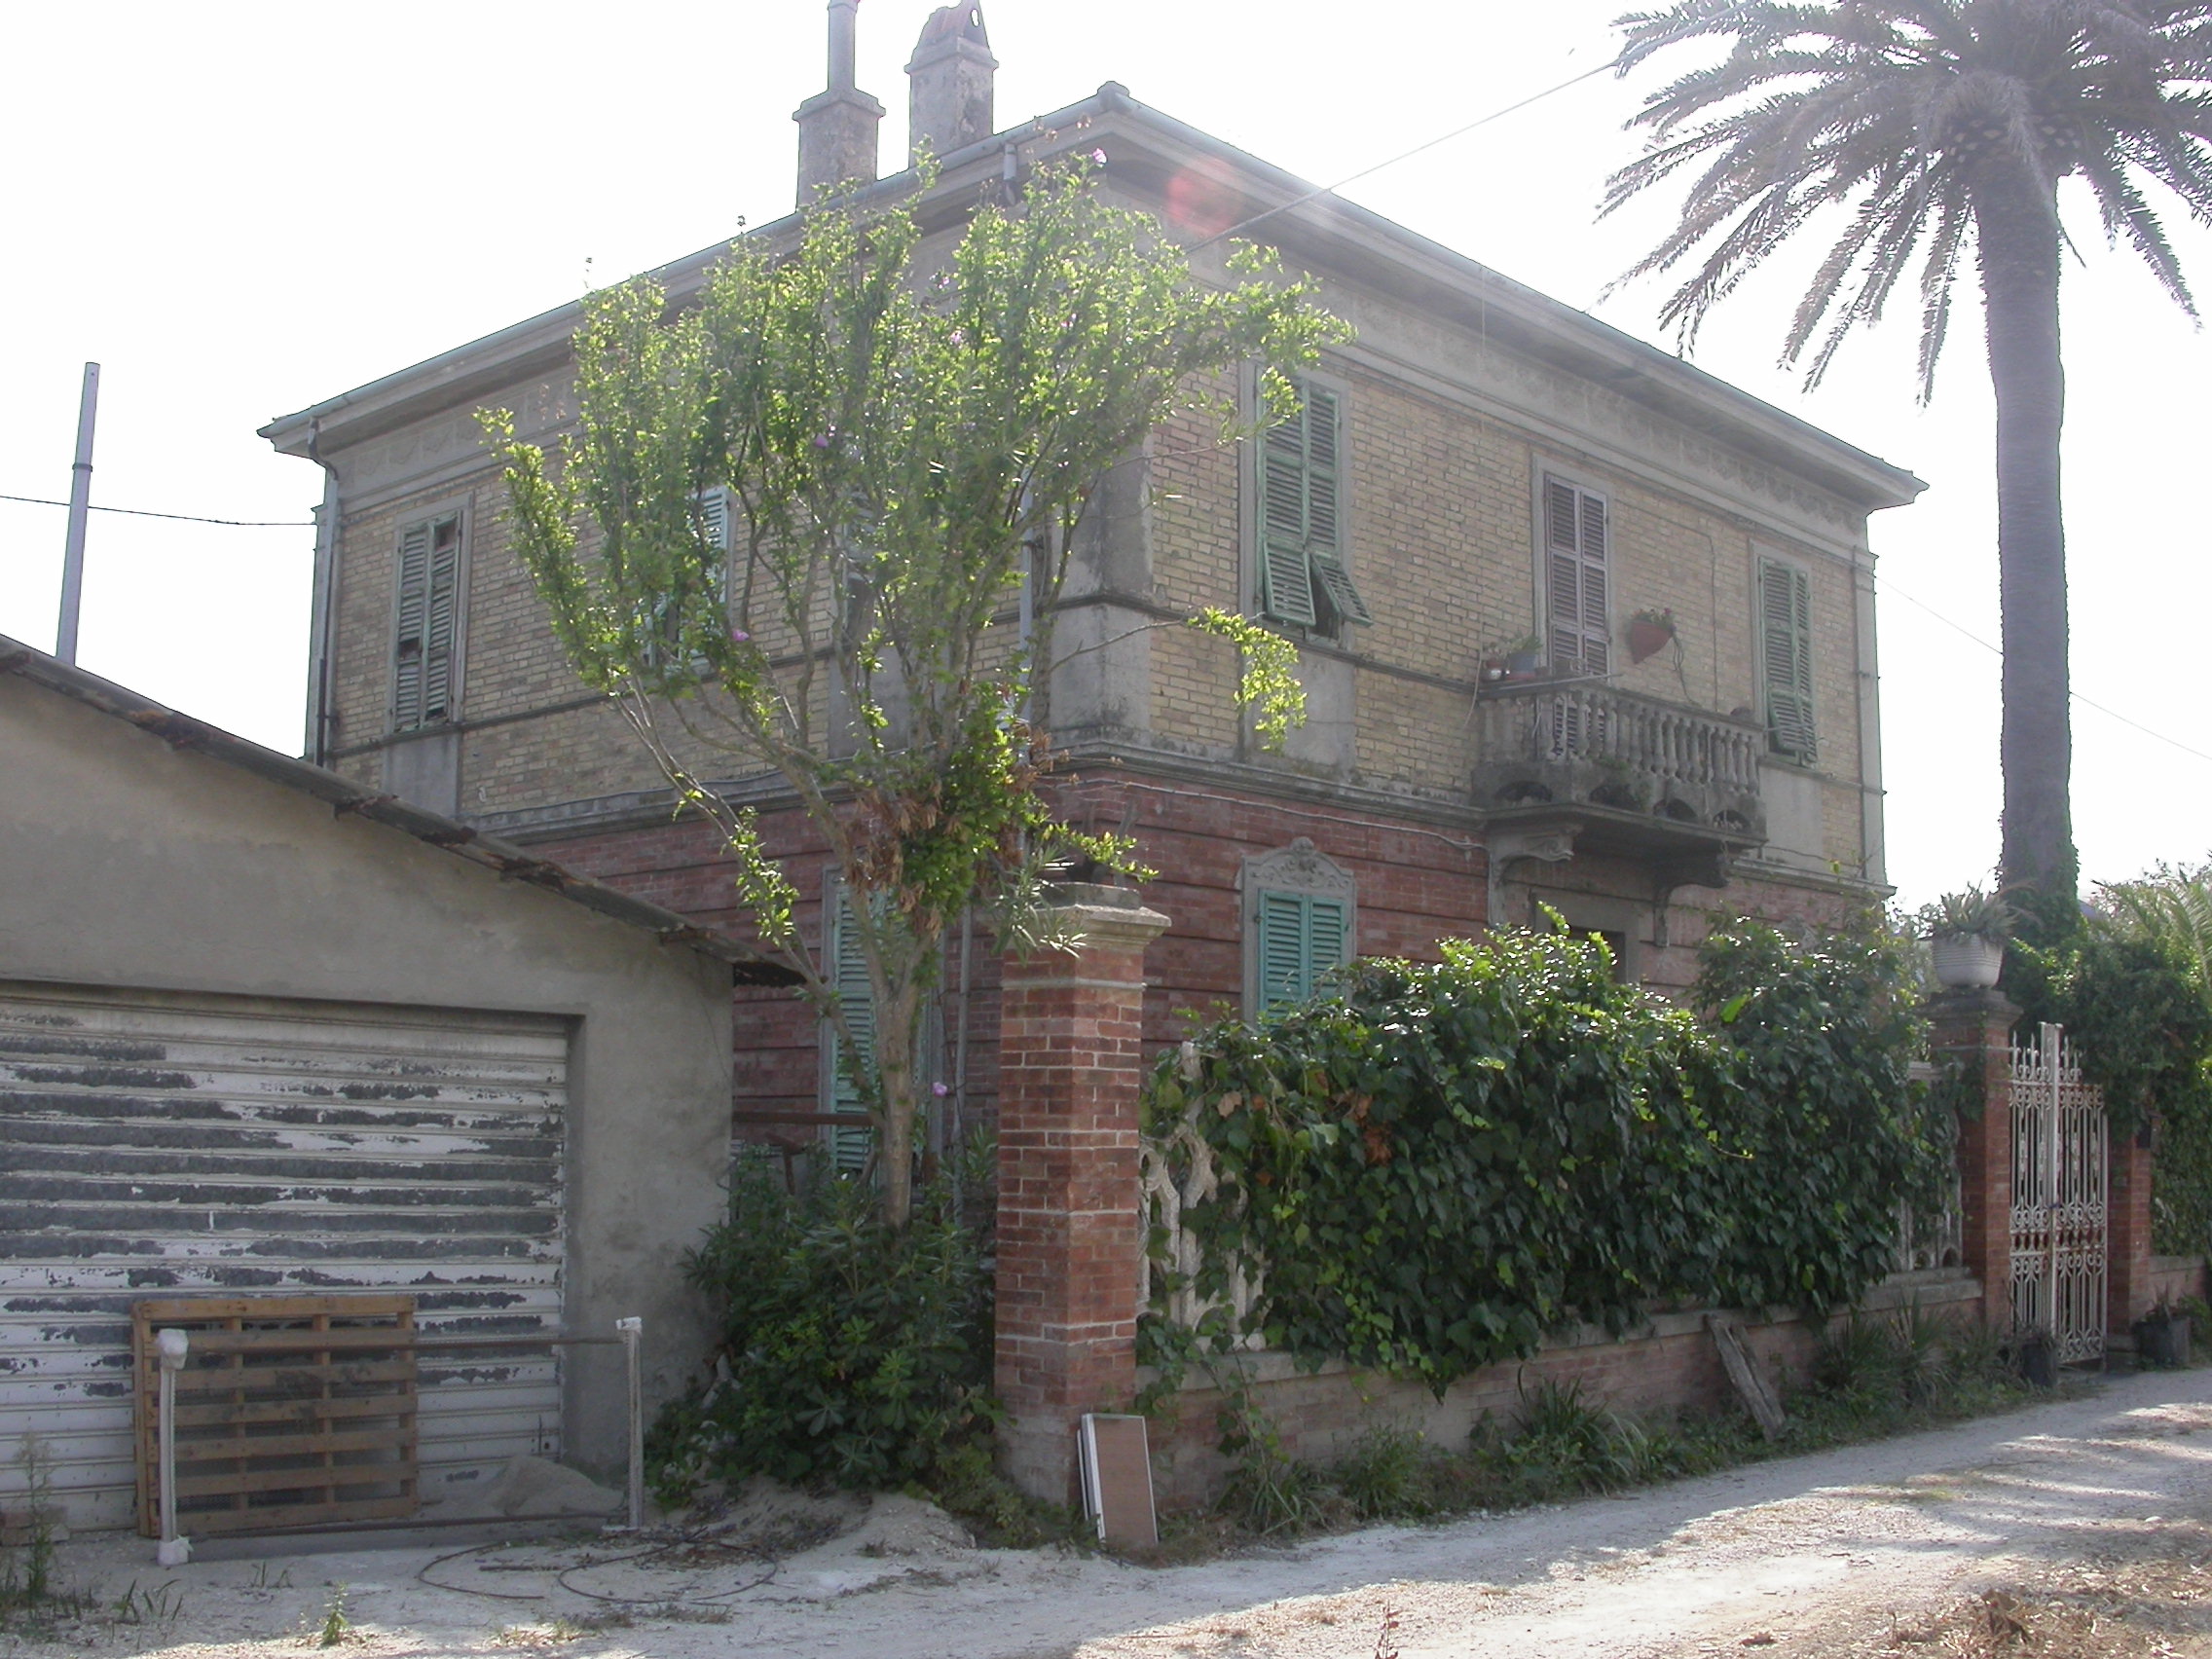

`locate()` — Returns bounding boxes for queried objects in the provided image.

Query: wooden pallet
[132,1295,419,1537]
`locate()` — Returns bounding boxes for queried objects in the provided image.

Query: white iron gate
[2009,1023,2108,1365]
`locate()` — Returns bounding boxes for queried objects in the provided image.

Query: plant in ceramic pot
[1920,886,2014,990]
[1502,634,1543,679]
[1627,607,1677,664]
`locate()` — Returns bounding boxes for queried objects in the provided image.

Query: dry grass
[1877,1518,2212,1656]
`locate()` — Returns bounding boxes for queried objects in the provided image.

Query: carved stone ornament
[1239,837,1356,901]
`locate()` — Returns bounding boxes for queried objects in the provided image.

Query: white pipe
[615,1317,644,1530]
[155,1327,190,1566]
[55,363,100,665]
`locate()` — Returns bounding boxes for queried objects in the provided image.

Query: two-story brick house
[260,4,1921,1164]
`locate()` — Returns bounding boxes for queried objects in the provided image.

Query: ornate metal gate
[2009,1023,2108,1365]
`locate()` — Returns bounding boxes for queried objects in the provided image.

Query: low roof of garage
[0,636,801,988]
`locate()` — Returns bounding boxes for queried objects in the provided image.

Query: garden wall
[1139,1272,1981,1509]
[2149,1254,2208,1309]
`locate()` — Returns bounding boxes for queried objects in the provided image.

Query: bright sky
[4,1,2208,911]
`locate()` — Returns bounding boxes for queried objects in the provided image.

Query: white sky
[4,0,2208,911]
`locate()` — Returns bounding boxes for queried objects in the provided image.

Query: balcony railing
[1472,681,1767,843]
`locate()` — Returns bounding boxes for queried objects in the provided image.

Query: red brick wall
[1147,1277,1984,1509]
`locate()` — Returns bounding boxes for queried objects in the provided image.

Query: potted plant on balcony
[1920,886,2013,989]
[1627,607,1676,664]
[1503,635,1543,680]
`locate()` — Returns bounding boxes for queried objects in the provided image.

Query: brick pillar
[2108,1124,2157,1337]
[1927,988,2019,1325]
[993,883,1171,1505]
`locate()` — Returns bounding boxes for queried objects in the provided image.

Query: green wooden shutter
[421,515,461,724]
[1759,557,1817,764]
[1259,409,1318,627]
[826,883,877,1174]
[1257,891,1309,1009]
[1258,382,1369,629]
[1544,478,1609,676]
[1255,890,1351,1011]
[392,521,431,730]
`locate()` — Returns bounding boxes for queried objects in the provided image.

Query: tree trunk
[875,976,921,1233]
[1975,175,2076,903]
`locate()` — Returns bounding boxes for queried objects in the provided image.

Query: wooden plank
[1705,1313,1788,1440]
[1079,1414,1159,1548]
[183,1494,418,1536]
[173,1426,416,1464]
[176,1461,415,1501]
[168,1357,418,1394]
[169,1328,419,1356]
[134,1295,415,1322]
[171,1394,417,1431]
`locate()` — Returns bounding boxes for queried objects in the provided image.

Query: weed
[108,1578,184,1629]
[920,1439,1081,1550]
[0,1435,91,1636]
[1333,1421,1431,1521]
[1217,1395,1334,1536]
[249,1562,295,1592]
[314,1584,351,1648]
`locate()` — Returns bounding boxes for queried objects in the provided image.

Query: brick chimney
[906,5,998,166]
[793,0,885,205]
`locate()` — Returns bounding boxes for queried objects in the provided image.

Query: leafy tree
[484,162,1343,1229]
[1606,0,2212,904]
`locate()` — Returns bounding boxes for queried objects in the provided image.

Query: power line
[1192,58,1616,251]
[0,491,312,529]
[1878,576,2212,766]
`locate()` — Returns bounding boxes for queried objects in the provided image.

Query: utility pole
[55,362,100,665]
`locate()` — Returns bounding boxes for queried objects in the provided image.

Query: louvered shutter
[421,515,461,724]
[696,486,731,606]
[826,883,877,1174]
[1544,479,1610,676]
[392,521,431,730]
[1759,557,1817,764]
[1259,413,1318,627]
[1255,891,1351,1011]
[1305,898,1347,986]
[1257,383,1370,630]
[1257,891,1309,1009]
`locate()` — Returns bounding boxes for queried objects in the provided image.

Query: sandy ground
[9,1367,2212,1659]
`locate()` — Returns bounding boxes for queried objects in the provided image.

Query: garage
[1,981,571,1530]
[0,637,786,1531]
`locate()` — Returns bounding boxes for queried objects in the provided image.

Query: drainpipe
[302,420,340,766]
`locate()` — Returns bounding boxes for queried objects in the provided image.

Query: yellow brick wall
[328,352,1875,869]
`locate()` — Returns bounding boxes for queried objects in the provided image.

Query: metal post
[615,1317,644,1530]
[55,363,100,665]
[154,1327,190,1566]
[2045,1022,2063,1346]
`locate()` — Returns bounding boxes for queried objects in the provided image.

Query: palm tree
[1606,0,2212,904]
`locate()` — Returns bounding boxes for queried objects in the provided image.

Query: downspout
[302,419,340,766]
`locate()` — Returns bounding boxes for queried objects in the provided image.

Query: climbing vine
[1138,913,1943,1396]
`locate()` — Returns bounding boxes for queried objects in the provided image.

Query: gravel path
[10,1367,2210,1659]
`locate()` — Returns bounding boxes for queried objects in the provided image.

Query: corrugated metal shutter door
[0,981,568,1530]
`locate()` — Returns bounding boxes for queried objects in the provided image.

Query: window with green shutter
[1254,889,1352,1011]
[1258,381,1371,633]
[392,512,461,731]
[823,882,877,1175]
[1757,556,1817,765]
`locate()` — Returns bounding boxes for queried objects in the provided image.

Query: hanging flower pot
[1627,608,1676,664]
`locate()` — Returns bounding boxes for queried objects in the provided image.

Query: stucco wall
[0,673,733,1479]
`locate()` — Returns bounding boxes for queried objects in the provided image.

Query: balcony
[1472,682,1767,875]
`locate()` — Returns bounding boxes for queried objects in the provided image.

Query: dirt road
[12,1367,2211,1659]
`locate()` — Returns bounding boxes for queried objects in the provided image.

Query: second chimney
[794,0,885,205]
[906,5,998,166]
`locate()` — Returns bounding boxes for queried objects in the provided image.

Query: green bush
[649,1156,995,1493]
[1143,913,1942,1393]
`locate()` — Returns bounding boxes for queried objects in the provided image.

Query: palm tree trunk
[1975,174,2075,904]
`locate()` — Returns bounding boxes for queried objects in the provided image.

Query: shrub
[649,1155,995,1494]
[1143,912,1942,1394]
